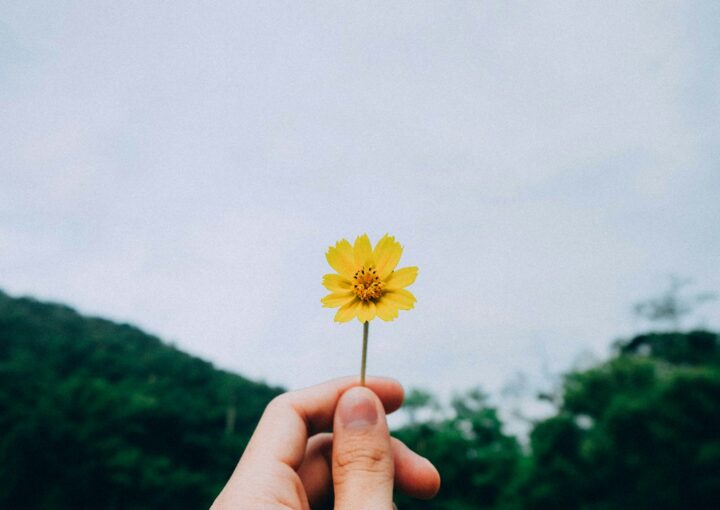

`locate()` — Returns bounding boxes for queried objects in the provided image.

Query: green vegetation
[0,290,281,509]
[1,289,718,508]
[395,329,720,509]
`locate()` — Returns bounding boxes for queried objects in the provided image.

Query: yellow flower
[321,234,418,323]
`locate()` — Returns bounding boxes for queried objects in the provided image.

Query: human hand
[211,377,440,509]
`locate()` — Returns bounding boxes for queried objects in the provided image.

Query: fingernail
[338,387,378,429]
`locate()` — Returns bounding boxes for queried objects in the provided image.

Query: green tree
[0,290,281,509]
[394,388,521,509]
[515,331,720,510]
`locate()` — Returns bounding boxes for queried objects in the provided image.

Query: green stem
[360,321,369,386]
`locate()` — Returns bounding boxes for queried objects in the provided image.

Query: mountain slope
[0,289,282,509]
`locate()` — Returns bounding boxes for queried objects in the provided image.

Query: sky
[2,1,719,408]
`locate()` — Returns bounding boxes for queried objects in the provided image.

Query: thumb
[332,386,394,510]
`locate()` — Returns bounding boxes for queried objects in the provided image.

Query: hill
[2,289,719,509]
[0,289,282,509]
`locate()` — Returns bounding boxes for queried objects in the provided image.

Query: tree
[633,275,716,330]
[515,330,720,510]
[394,388,521,509]
[0,290,282,509]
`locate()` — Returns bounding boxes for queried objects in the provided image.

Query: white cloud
[1,0,719,399]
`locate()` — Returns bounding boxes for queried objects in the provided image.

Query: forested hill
[2,289,719,510]
[0,289,282,509]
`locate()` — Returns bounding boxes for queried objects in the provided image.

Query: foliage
[513,330,720,510]
[1,289,719,509]
[0,290,281,509]
[394,388,521,509]
[394,330,720,509]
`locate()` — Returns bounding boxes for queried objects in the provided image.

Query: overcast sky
[2,1,719,403]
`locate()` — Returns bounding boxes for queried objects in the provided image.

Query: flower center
[352,266,384,302]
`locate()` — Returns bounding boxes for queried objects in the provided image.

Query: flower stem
[360,321,369,386]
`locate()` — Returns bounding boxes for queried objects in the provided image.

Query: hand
[211,377,440,509]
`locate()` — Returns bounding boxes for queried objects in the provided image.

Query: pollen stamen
[352,265,384,302]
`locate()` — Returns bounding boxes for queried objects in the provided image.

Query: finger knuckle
[335,441,390,475]
[265,393,291,414]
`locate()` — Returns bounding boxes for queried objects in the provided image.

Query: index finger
[241,376,404,469]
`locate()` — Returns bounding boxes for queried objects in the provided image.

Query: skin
[211,377,441,509]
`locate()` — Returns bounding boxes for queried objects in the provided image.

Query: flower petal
[382,289,416,310]
[334,299,361,323]
[375,299,399,321]
[384,266,418,290]
[357,300,377,323]
[326,239,356,278]
[353,234,374,268]
[321,292,355,308]
[373,234,403,279]
[322,273,352,292]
